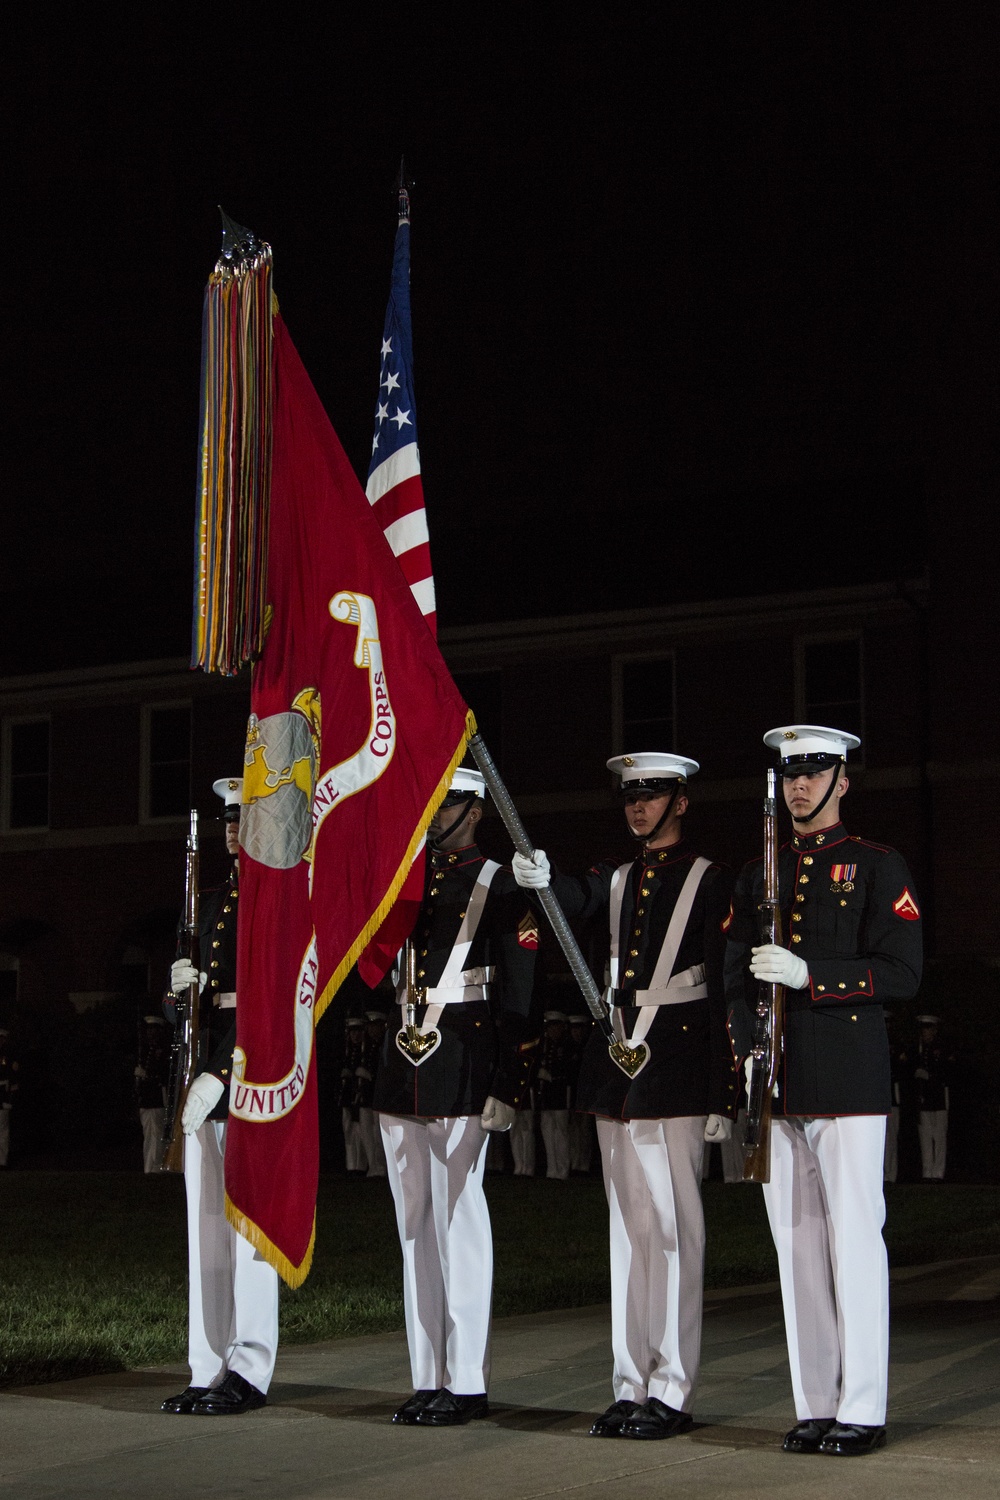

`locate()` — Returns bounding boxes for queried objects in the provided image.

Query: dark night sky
[3,6,995,672]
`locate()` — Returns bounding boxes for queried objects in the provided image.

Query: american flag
[357,176,435,987]
[366,181,436,635]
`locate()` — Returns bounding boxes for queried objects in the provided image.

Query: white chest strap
[608,856,712,1048]
[396,859,501,1011]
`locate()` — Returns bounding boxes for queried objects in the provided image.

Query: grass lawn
[1,1172,996,1389]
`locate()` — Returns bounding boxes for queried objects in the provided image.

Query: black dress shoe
[621,1397,693,1440]
[188,1371,268,1415]
[782,1418,836,1453]
[392,1389,442,1425]
[413,1390,489,1426]
[160,1385,210,1414]
[817,1422,887,1456]
[589,1400,640,1437]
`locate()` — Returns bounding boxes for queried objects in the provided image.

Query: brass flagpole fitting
[395,939,440,1064]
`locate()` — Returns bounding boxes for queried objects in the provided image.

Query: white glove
[704,1113,733,1142]
[914,1067,929,1080]
[480,1095,516,1132]
[750,945,809,990]
[181,1073,225,1134]
[134,1065,147,1079]
[745,1054,779,1099]
[511,850,551,889]
[171,959,207,994]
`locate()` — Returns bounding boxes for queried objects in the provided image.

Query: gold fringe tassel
[225,1192,317,1290]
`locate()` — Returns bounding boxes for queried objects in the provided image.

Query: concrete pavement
[2,1256,998,1498]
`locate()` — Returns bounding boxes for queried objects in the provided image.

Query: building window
[142,705,191,820]
[3,719,50,830]
[453,671,503,772]
[797,636,863,742]
[614,655,676,754]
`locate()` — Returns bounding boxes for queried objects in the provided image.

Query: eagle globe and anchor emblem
[230,590,416,1122]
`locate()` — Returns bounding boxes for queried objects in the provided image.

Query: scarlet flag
[224,315,471,1284]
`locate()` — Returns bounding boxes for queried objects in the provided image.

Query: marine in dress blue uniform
[513,752,737,1441]
[725,726,923,1457]
[375,768,537,1427]
[161,777,279,1418]
[914,1014,951,1180]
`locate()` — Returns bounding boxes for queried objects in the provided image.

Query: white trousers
[597,1116,707,1411]
[359,1106,387,1177]
[919,1110,947,1179]
[763,1115,888,1426]
[510,1110,536,1175]
[380,1113,492,1394]
[342,1108,367,1172]
[541,1109,570,1179]
[883,1105,900,1182]
[720,1109,747,1183]
[184,1120,280,1393]
[140,1107,164,1173]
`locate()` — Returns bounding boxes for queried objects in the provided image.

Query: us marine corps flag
[192,216,472,1284]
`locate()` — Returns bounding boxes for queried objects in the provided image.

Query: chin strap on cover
[428,793,478,850]
[626,781,681,846]
[789,759,843,824]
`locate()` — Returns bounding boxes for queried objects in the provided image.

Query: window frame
[1,715,52,833]
[794,631,865,765]
[611,650,677,759]
[140,701,193,824]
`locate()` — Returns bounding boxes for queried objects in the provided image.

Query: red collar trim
[639,839,689,869]
[431,844,481,870]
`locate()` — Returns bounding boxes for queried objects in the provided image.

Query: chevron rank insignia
[892,888,920,921]
[518,912,540,949]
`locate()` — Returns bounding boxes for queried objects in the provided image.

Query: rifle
[161,810,201,1172]
[467,733,648,1079]
[742,769,785,1184]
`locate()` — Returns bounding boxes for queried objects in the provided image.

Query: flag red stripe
[370,474,426,531]
[395,542,433,587]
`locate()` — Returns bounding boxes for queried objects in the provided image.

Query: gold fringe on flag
[192,212,274,675]
[225,1193,317,1289]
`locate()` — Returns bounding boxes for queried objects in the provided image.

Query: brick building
[1,573,997,1172]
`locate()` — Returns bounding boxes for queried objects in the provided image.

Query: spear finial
[218,207,261,267]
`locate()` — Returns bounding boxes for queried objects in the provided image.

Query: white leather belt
[395,865,500,1066]
[215,991,237,1010]
[614,964,707,1007]
[396,967,494,1007]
